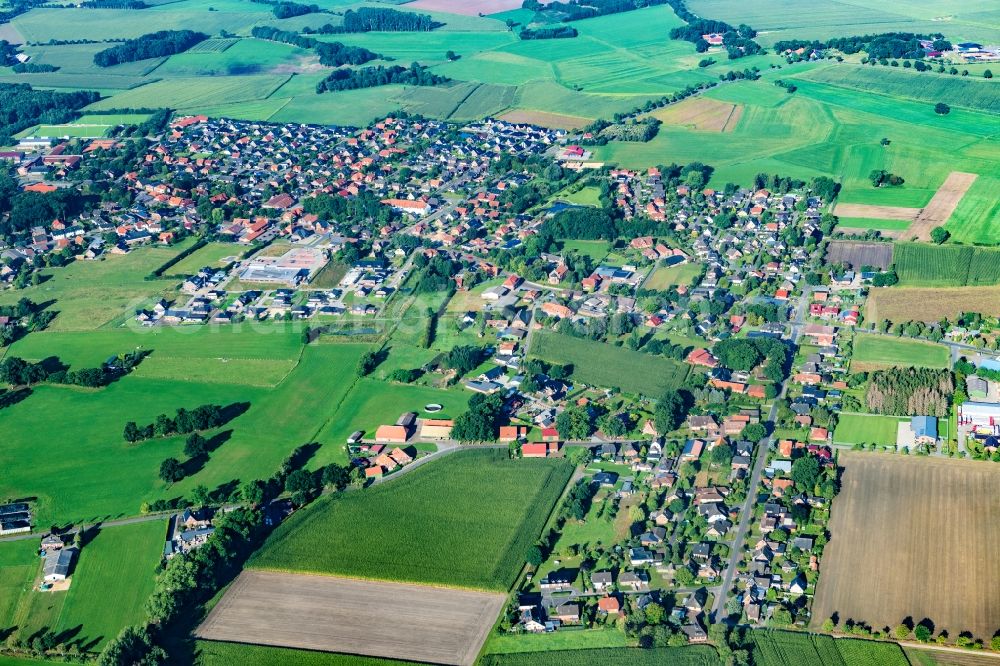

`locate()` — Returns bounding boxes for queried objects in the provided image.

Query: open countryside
[0,0,998,664]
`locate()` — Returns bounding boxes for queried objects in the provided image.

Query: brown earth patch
[825,240,893,270]
[196,570,506,666]
[0,23,24,45]
[645,97,742,132]
[498,109,592,129]
[812,453,1000,639]
[909,171,978,241]
[833,203,921,221]
[867,284,1000,323]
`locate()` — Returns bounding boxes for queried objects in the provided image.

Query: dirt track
[909,171,978,240]
[813,453,1000,638]
[196,570,506,666]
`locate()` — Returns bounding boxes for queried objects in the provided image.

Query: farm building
[43,546,77,582]
[419,419,453,439]
[911,416,937,444]
[521,442,560,458]
[0,503,31,535]
[958,401,1000,432]
[374,425,410,443]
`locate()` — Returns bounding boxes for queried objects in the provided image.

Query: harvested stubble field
[196,571,505,666]
[909,172,979,241]
[645,97,743,132]
[812,453,1000,639]
[824,240,893,270]
[497,110,592,129]
[867,285,1000,323]
[249,449,573,591]
[833,203,920,221]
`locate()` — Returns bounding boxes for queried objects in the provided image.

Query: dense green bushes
[93,30,207,66]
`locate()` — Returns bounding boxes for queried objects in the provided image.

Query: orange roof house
[498,425,528,443]
[374,425,409,443]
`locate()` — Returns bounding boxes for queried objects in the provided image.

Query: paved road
[710,287,811,621]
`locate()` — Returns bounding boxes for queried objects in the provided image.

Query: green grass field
[480,646,719,666]
[55,520,166,650]
[165,241,240,276]
[195,642,422,666]
[832,413,906,446]
[0,340,364,525]
[851,334,950,370]
[0,244,193,331]
[893,243,1000,287]
[484,628,629,655]
[644,262,702,290]
[0,540,39,631]
[558,239,610,263]
[531,331,688,397]
[249,449,573,591]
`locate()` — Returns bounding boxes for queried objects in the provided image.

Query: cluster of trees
[865,367,953,416]
[1,351,143,389]
[519,25,578,40]
[774,78,797,93]
[93,30,207,67]
[442,344,485,378]
[654,389,689,435]
[670,20,760,58]
[0,298,54,346]
[250,27,381,66]
[451,393,504,441]
[273,1,320,18]
[123,403,232,443]
[303,190,393,227]
[0,83,100,147]
[79,0,147,7]
[718,67,760,81]
[869,169,905,187]
[714,337,789,381]
[556,405,594,440]
[316,63,448,93]
[0,40,20,66]
[412,252,459,294]
[526,0,683,24]
[562,478,596,521]
[11,62,59,73]
[321,7,440,33]
[581,117,661,144]
[803,32,939,60]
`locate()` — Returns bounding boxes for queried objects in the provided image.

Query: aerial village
[5,109,1000,647]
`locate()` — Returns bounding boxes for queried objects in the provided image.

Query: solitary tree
[934,102,951,115]
[158,457,184,483]
[930,226,950,244]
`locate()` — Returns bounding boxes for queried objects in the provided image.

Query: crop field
[497,110,590,129]
[0,243,192,331]
[946,176,1000,243]
[813,453,1000,638]
[800,65,1000,114]
[249,449,573,591]
[531,331,688,397]
[0,341,364,525]
[195,641,424,666]
[686,0,1000,46]
[86,75,291,113]
[867,285,1000,324]
[905,646,1000,666]
[834,217,912,233]
[824,241,893,270]
[833,203,919,222]
[751,630,908,666]
[54,520,166,651]
[832,413,906,446]
[479,646,719,666]
[646,97,743,132]
[851,334,949,371]
[185,38,240,54]
[644,262,703,290]
[893,243,1000,287]
[197,571,505,666]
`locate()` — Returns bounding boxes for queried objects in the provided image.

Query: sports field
[867,285,1000,324]
[832,413,906,446]
[813,453,1000,639]
[197,571,505,666]
[851,334,949,371]
[644,262,702,290]
[530,331,688,397]
[249,449,573,591]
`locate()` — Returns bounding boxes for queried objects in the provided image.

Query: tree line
[315,62,448,93]
[93,30,208,67]
[519,25,577,40]
[0,351,146,389]
[774,32,942,60]
[249,0,321,19]
[317,7,440,33]
[123,403,237,444]
[250,26,382,66]
[0,83,99,147]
